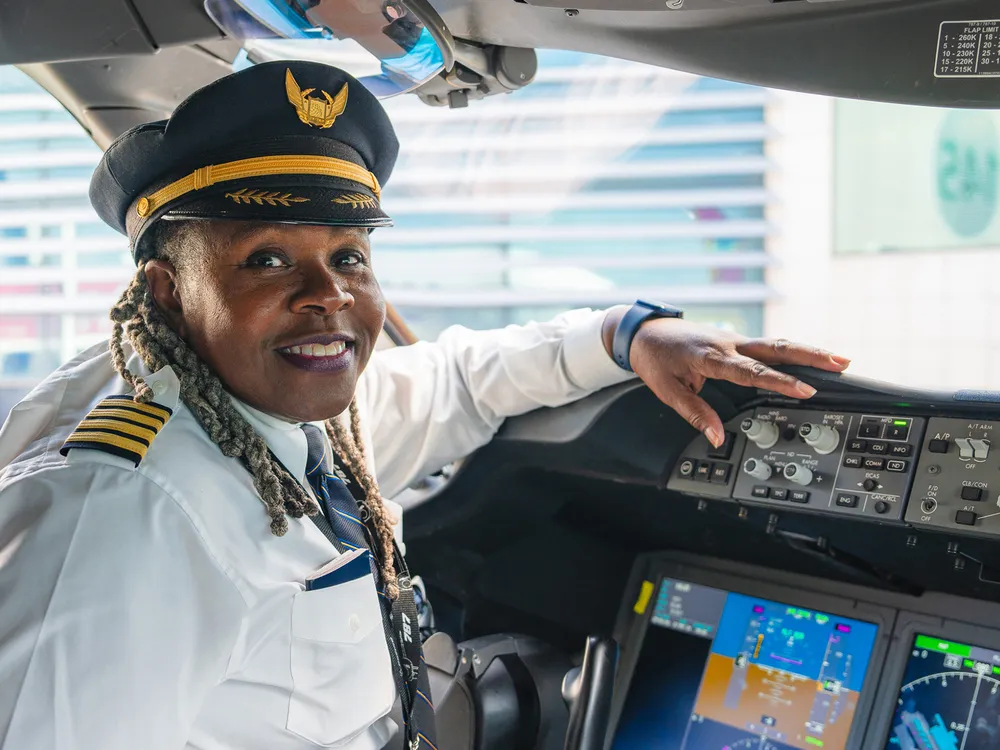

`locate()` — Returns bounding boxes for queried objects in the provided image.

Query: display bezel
[863,612,1000,749]
[608,554,895,750]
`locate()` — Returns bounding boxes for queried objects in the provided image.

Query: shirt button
[151,380,167,396]
[349,614,361,632]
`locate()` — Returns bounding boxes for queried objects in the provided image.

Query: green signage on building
[937,110,999,238]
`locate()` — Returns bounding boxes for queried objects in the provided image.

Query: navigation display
[887,634,1000,750]
[613,578,879,750]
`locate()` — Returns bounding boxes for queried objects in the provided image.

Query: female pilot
[0,60,848,749]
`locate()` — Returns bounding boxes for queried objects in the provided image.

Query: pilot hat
[89,60,399,260]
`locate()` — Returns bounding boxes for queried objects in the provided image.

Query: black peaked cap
[89,60,400,260]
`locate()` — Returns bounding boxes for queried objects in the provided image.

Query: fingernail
[830,355,851,367]
[797,383,818,398]
[705,427,723,447]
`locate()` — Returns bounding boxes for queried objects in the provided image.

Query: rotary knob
[783,463,814,486]
[741,418,779,450]
[798,423,840,455]
[743,457,772,481]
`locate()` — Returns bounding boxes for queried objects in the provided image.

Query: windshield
[0,51,997,423]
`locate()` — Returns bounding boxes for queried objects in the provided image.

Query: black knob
[874,500,890,515]
[863,478,879,492]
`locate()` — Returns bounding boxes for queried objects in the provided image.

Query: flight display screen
[886,634,1000,750]
[613,578,879,750]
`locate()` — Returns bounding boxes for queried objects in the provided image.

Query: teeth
[283,341,347,357]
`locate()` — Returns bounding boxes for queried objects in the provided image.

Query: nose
[290,266,354,315]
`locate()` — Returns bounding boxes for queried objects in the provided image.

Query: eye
[243,250,289,269]
[333,249,366,269]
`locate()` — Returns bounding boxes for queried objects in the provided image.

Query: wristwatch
[612,299,685,372]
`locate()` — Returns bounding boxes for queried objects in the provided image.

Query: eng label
[935,20,1000,78]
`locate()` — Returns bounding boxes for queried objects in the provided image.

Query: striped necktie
[302,423,370,553]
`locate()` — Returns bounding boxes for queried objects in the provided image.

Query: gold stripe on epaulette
[88,407,164,429]
[98,395,172,422]
[62,431,149,467]
[75,418,157,444]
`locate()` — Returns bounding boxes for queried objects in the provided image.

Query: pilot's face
[146,220,385,423]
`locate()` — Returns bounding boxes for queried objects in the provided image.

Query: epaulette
[60,395,173,467]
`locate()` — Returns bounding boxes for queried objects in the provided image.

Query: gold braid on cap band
[135,154,381,218]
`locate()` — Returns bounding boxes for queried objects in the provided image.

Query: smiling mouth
[279,341,349,357]
[277,340,354,373]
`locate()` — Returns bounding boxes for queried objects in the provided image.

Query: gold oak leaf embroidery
[332,193,378,210]
[224,188,310,207]
[285,68,348,129]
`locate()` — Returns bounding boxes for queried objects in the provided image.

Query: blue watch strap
[612,300,684,372]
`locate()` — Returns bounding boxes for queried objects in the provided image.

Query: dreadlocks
[108,220,400,597]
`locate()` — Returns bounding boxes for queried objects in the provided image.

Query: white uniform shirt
[0,309,633,750]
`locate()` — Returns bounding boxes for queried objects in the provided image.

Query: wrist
[601,305,629,361]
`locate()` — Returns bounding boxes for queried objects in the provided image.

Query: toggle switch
[956,438,975,461]
[970,439,990,461]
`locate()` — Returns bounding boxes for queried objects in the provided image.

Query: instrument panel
[610,554,1000,750]
[668,407,1000,539]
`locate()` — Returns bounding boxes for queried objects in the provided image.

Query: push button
[928,439,949,454]
[887,423,910,441]
[706,432,735,461]
[752,485,769,498]
[695,461,713,481]
[835,493,858,508]
[678,459,695,478]
[886,460,908,472]
[859,422,882,439]
[889,443,913,457]
[868,442,889,455]
[863,457,885,470]
[789,490,810,504]
[769,487,788,501]
[961,486,983,502]
[710,464,732,484]
[956,510,978,526]
[843,455,864,469]
[848,439,867,453]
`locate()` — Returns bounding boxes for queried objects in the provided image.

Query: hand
[602,309,850,448]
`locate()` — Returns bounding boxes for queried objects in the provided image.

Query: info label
[936,20,1000,78]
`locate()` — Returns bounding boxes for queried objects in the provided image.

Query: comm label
[935,19,1000,78]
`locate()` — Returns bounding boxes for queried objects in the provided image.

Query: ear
[144,260,188,338]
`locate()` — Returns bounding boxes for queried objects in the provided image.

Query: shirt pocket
[286,573,396,747]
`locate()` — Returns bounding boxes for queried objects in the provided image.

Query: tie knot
[301,423,330,478]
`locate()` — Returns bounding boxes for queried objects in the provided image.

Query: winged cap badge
[285,68,348,129]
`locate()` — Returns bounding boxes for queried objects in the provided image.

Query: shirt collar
[127,348,327,491]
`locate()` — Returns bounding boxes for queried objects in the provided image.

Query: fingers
[649,377,725,447]
[738,338,850,372]
[707,353,818,400]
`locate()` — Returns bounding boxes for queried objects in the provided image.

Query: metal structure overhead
[2,0,997,145]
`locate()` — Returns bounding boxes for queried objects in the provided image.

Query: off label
[935,20,1000,78]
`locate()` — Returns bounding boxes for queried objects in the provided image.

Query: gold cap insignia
[285,68,348,129]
